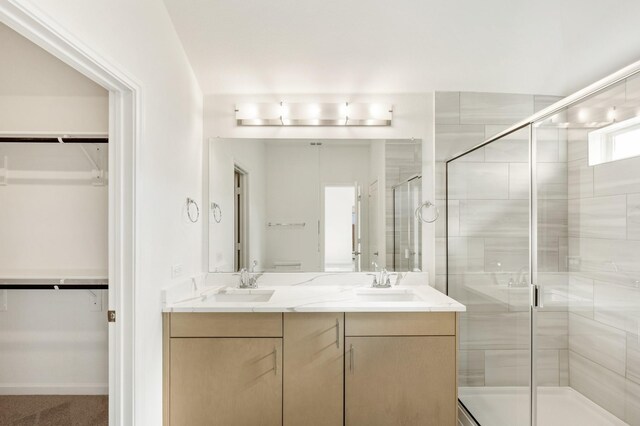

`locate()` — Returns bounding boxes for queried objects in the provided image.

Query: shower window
[588,116,640,165]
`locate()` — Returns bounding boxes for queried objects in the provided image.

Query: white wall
[209,138,266,272]
[0,22,108,134]
[265,142,321,271]
[0,95,107,134]
[2,1,204,423]
[203,93,435,281]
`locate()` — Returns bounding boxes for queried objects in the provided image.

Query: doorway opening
[323,184,361,272]
[234,167,248,271]
[0,4,138,424]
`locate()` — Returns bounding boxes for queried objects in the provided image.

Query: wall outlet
[89,291,102,312]
[172,264,184,279]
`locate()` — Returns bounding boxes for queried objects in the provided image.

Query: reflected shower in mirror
[208,138,424,273]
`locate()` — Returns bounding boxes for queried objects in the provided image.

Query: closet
[0,23,109,425]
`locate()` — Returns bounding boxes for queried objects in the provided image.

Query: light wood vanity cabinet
[164,312,457,426]
[164,313,283,426]
[283,313,344,426]
[345,313,457,426]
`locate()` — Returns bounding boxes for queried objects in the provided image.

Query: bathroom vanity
[162,274,465,426]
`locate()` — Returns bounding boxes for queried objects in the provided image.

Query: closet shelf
[0,278,108,290]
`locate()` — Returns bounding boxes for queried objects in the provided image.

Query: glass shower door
[447,126,532,426]
[532,76,640,425]
[393,176,422,271]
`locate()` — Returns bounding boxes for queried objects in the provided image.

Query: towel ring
[211,202,222,223]
[415,201,439,223]
[186,198,200,223]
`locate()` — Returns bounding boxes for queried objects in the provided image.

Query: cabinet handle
[336,318,340,349]
[273,347,278,375]
[349,344,354,373]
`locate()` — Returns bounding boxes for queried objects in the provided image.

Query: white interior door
[323,184,358,272]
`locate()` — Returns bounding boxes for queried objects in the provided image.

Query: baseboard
[0,383,108,395]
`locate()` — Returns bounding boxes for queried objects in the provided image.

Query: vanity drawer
[345,312,455,336]
[170,313,283,337]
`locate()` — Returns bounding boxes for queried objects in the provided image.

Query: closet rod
[0,137,108,143]
[0,284,108,290]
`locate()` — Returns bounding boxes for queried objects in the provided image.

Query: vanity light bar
[235,102,393,126]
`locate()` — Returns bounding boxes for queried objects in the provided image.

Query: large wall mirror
[208,138,427,273]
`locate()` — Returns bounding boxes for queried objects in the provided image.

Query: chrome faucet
[368,266,393,288]
[237,261,261,289]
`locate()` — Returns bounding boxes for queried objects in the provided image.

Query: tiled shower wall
[434,92,566,388]
[562,76,640,423]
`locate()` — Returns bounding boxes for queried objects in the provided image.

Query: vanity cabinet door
[169,337,282,426]
[345,336,456,426]
[284,313,344,426]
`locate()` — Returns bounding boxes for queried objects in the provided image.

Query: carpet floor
[0,395,108,426]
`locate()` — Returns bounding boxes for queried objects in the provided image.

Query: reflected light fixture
[235,102,393,126]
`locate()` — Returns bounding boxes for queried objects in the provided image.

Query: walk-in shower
[393,175,422,271]
[448,65,640,425]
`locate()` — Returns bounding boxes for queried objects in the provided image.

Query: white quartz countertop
[162,273,466,313]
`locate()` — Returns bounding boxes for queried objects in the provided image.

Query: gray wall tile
[567,129,590,162]
[435,91,460,124]
[537,163,568,199]
[460,311,529,350]
[459,200,528,237]
[484,349,560,386]
[593,280,640,334]
[627,332,640,385]
[435,124,485,162]
[483,237,528,273]
[594,156,640,196]
[537,311,569,349]
[568,195,627,239]
[568,237,640,285]
[460,92,534,125]
[569,351,626,420]
[536,128,562,163]
[626,378,640,425]
[569,313,626,375]
[534,95,564,113]
[448,162,509,200]
[568,275,594,319]
[568,158,593,199]
[628,193,640,240]
[458,350,485,386]
[484,126,528,163]
[508,163,529,200]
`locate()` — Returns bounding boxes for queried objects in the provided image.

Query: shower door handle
[532,284,543,308]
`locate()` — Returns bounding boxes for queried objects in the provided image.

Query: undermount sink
[353,288,421,302]
[206,289,274,303]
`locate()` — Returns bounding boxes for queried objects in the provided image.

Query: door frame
[0,2,139,424]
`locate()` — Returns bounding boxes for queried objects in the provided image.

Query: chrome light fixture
[235,102,393,126]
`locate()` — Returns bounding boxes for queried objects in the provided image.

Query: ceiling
[0,23,106,97]
[164,0,640,96]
